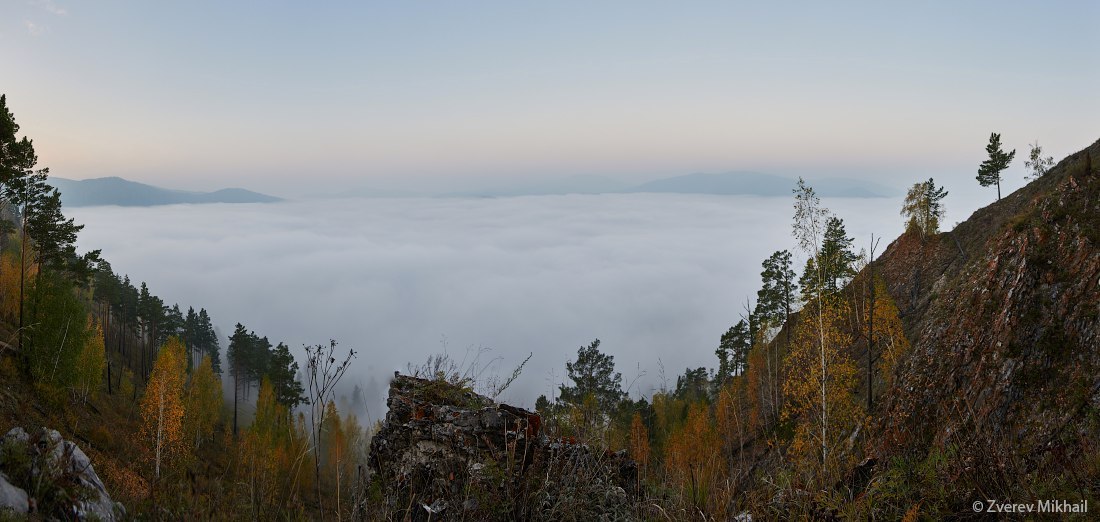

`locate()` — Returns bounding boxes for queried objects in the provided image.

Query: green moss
[414,378,487,409]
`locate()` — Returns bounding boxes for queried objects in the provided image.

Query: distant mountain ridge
[46,177,281,207]
[445,171,898,198]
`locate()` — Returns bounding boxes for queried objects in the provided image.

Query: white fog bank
[70,192,915,417]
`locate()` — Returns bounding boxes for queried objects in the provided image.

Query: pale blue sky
[1,1,1097,196]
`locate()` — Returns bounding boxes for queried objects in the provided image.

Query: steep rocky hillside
[875,139,1099,471]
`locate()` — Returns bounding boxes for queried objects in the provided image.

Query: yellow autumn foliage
[184,356,222,450]
[0,252,19,323]
[629,412,650,478]
[782,299,864,481]
[139,336,188,480]
[865,277,910,384]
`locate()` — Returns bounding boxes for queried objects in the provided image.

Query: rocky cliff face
[875,140,1099,470]
[364,374,637,521]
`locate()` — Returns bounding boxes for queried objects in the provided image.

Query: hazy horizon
[2,1,1096,198]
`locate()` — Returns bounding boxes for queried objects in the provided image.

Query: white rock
[0,472,28,514]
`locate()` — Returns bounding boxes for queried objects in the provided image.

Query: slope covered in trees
[490,138,1100,519]
[3,89,1096,519]
[0,94,368,519]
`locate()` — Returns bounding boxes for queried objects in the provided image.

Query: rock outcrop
[0,427,124,520]
[365,374,637,521]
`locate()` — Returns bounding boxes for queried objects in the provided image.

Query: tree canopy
[756,249,797,329]
[799,216,857,301]
[559,338,626,413]
[901,178,948,239]
[715,320,750,383]
[1025,140,1054,180]
[977,132,1016,200]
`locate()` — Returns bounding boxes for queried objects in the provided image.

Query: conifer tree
[25,271,89,388]
[228,323,251,435]
[559,339,626,413]
[268,342,306,407]
[715,320,750,384]
[0,94,37,237]
[197,308,220,374]
[756,249,797,347]
[183,306,199,368]
[819,217,857,292]
[977,132,1015,200]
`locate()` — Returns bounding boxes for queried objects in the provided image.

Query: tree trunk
[106,303,113,395]
[233,366,239,437]
[17,211,27,352]
[156,381,164,480]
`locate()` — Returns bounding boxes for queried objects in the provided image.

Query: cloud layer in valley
[69,192,908,418]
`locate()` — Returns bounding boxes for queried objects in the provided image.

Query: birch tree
[139,336,188,481]
[791,178,832,465]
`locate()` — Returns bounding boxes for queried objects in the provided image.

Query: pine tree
[197,308,220,374]
[559,339,626,413]
[183,306,199,368]
[160,304,184,351]
[25,186,79,267]
[756,249,797,347]
[228,323,251,435]
[8,168,48,351]
[248,334,273,394]
[715,320,750,384]
[25,271,89,389]
[268,342,306,407]
[0,94,38,234]
[977,132,1016,200]
[819,216,857,293]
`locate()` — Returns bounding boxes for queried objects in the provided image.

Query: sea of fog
[69,192,920,421]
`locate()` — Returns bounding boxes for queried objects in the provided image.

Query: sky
[2,1,1097,197]
[67,193,908,419]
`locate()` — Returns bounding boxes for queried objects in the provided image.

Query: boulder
[0,472,28,514]
[0,427,125,521]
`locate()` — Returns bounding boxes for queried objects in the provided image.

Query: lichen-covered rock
[364,375,637,521]
[0,427,125,521]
